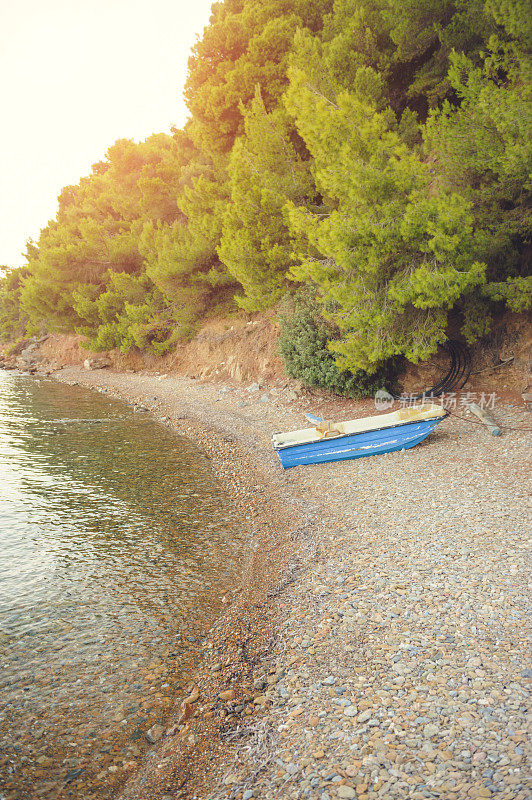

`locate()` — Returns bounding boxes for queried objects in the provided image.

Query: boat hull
[274,416,445,469]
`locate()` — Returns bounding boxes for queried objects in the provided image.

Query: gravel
[201,384,529,800]
[53,368,530,800]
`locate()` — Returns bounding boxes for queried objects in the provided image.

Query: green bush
[0,267,28,342]
[277,291,396,397]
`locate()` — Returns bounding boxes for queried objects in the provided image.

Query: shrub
[277,291,396,397]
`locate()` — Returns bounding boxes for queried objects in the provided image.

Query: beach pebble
[336,787,356,798]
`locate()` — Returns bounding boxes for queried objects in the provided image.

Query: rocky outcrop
[17,337,49,369]
[0,336,50,372]
[83,356,112,370]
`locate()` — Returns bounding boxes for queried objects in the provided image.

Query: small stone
[357,709,372,723]
[254,694,268,704]
[219,690,236,701]
[64,768,84,783]
[145,724,164,743]
[289,706,304,717]
[345,765,360,778]
[336,787,356,799]
[243,791,254,800]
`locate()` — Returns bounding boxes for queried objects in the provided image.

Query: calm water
[0,372,243,799]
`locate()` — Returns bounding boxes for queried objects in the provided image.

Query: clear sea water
[0,371,243,799]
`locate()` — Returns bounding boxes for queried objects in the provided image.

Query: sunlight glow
[0,0,215,267]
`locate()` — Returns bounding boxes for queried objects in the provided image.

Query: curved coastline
[15,363,530,800]
[51,366,318,799]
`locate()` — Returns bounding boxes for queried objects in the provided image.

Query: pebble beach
[50,366,530,800]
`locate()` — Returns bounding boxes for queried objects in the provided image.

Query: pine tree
[218,88,315,310]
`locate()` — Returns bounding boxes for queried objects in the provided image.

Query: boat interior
[272,404,448,449]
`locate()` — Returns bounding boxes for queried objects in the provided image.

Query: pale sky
[0,0,216,267]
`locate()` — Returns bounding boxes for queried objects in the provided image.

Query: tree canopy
[2,0,530,388]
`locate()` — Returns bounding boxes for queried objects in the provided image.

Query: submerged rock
[145,724,164,744]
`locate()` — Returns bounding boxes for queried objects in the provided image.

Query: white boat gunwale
[271,405,449,451]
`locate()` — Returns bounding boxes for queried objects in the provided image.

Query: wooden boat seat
[313,419,344,439]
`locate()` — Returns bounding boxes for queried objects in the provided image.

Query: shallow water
[0,372,243,799]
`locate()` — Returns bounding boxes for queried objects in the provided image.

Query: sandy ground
[47,365,532,800]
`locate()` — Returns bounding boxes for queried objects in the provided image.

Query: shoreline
[51,365,321,800]
[4,362,530,800]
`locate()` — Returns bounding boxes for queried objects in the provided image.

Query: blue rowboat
[272,404,448,469]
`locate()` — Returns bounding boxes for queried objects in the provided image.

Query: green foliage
[219,88,315,310]
[384,0,494,109]
[278,291,394,396]
[140,153,233,302]
[424,3,532,328]
[483,276,532,312]
[486,0,532,51]
[72,272,178,354]
[20,135,182,335]
[1,0,529,372]
[278,0,529,373]
[425,50,531,207]
[284,44,486,372]
[460,292,494,344]
[185,0,333,154]
[19,130,234,353]
[0,267,29,342]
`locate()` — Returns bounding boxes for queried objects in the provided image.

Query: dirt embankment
[399,313,531,405]
[1,310,531,405]
[29,313,286,385]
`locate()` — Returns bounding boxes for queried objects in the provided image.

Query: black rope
[391,340,472,401]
